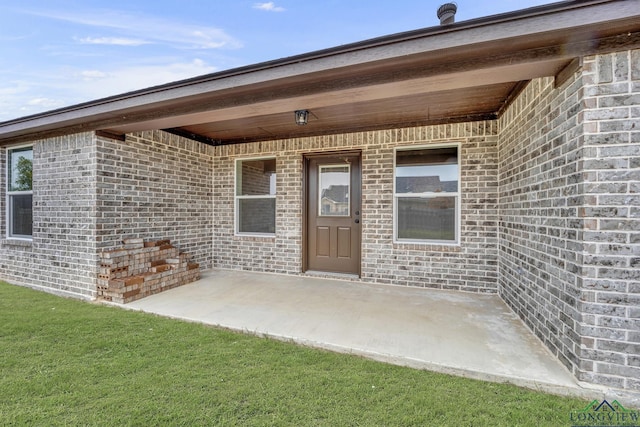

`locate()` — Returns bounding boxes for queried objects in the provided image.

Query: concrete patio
[124,269,592,398]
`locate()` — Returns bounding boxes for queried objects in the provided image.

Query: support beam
[555,58,582,89]
[95,130,126,141]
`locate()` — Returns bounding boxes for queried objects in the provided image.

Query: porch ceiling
[1,0,640,146]
[104,59,565,145]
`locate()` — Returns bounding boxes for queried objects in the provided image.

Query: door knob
[354,219,360,224]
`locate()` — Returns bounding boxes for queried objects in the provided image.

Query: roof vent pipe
[437,3,457,25]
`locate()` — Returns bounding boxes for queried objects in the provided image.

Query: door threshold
[304,270,360,280]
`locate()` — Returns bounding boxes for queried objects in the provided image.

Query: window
[7,146,33,239]
[235,158,276,235]
[394,145,459,243]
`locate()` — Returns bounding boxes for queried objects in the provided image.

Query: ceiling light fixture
[294,109,309,125]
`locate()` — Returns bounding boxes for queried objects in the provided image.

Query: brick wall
[498,49,640,392]
[0,130,214,299]
[214,123,500,292]
[95,131,214,269]
[498,74,586,379]
[213,146,300,273]
[0,132,98,298]
[579,50,640,390]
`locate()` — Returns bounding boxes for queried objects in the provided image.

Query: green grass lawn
[1,281,589,426]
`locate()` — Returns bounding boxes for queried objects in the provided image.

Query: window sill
[234,234,276,241]
[392,241,462,252]
[2,238,33,248]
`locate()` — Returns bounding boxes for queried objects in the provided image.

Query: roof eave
[1,0,639,143]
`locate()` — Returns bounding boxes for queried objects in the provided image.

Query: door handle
[354,219,360,224]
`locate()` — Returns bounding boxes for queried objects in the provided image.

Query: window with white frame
[235,158,276,235]
[394,145,459,243]
[7,145,33,239]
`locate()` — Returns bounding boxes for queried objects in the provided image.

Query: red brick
[108,279,125,289]
[151,264,171,273]
[122,289,140,299]
[124,276,144,286]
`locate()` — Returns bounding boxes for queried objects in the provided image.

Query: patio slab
[124,269,589,397]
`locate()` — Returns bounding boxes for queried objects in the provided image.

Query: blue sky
[0,0,553,122]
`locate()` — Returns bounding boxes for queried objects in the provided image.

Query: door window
[318,165,350,217]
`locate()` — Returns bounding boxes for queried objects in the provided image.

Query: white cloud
[0,88,65,120]
[0,59,218,122]
[76,36,150,46]
[70,59,218,99]
[0,34,34,42]
[188,31,227,49]
[79,70,109,80]
[0,83,28,96]
[253,2,285,12]
[0,82,55,121]
[25,9,242,50]
[26,97,61,107]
